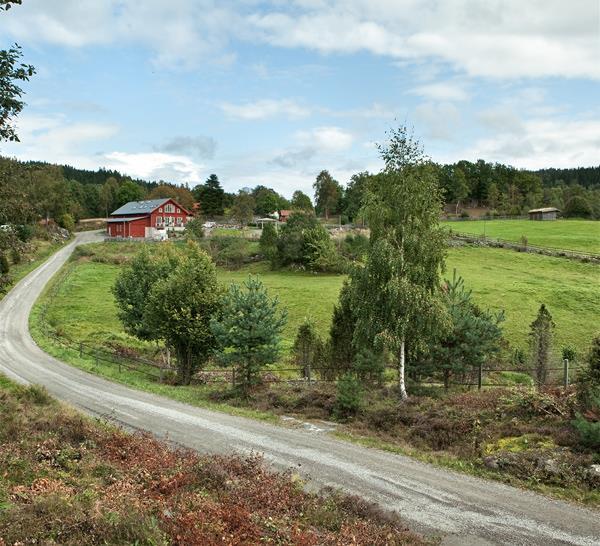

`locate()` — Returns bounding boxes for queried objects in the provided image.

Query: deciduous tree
[290,190,313,212]
[230,189,255,226]
[351,127,448,400]
[313,170,341,220]
[145,243,223,384]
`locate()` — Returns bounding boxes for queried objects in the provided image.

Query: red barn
[106,198,193,239]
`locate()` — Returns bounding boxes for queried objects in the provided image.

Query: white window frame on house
[165,216,174,227]
[176,208,180,213]
[176,217,183,226]
[164,203,175,213]
[156,216,163,227]
[158,207,163,212]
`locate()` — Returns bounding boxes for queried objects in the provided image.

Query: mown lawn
[441,219,600,254]
[37,245,599,356]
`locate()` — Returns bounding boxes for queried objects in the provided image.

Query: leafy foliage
[147,183,195,210]
[0,252,9,275]
[58,213,75,232]
[303,225,344,272]
[313,170,342,219]
[230,189,255,226]
[211,276,286,390]
[350,126,448,399]
[252,185,289,216]
[0,40,35,142]
[112,245,180,341]
[145,243,223,384]
[184,216,204,240]
[259,222,278,262]
[290,190,314,211]
[275,212,322,268]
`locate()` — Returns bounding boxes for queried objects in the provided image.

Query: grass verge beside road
[0,239,68,302]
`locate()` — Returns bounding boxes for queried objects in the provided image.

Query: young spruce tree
[529,303,554,387]
[211,276,287,391]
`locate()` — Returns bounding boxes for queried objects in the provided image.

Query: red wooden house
[106,198,193,238]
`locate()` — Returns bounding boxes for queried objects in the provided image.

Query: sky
[1,0,599,197]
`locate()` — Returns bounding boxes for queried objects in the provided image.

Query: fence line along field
[36,242,599,359]
[441,218,600,254]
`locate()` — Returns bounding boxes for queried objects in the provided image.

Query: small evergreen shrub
[0,253,10,275]
[10,247,21,265]
[58,213,75,232]
[333,374,362,420]
[185,217,205,240]
[572,413,600,449]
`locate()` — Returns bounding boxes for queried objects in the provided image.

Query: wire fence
[449,231,600,261]
[39,262,583,392]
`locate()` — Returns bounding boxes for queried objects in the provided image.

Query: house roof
[528,207,560,214]
[110,199,170,216]
[106,216,147,223]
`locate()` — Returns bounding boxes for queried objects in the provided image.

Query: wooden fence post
[95,350,99,367]
[478,365,483,391]
[563,358,569,388]
[79,342,83,358]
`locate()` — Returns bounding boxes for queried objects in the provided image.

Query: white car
[202,221,216,229]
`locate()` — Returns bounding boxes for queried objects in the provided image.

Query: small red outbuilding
[106,198,192,239]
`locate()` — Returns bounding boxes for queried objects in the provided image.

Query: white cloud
[247,0,600,80]
[3,0,598,78]
[465,118,600,169]
[1,114,119,166]
[2,0,238,68]
[410,82,469,102]
[220,99,310,120]
[414,102,461,140]
[103,152,204,183]
[295,126,354,152]
[0,113,204,184]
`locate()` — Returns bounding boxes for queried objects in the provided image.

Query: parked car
[203,221,216,229]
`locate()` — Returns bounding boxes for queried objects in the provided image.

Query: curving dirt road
[0,232,598,545]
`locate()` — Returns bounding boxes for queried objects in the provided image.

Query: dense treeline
[1,155,599,227]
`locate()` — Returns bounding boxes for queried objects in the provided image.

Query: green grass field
[441,219,600,254]
[36,245,599,357]
[0,239,68,303]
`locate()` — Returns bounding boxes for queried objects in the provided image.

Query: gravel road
[0,232,598,545]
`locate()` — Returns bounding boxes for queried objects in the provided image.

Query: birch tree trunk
[398,338,408,400]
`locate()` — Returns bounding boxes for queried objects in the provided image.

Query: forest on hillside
[1,155,599,227]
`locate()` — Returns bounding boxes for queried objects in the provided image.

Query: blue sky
[1,0,599,197]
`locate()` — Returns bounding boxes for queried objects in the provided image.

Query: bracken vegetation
[0,376,425,545]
